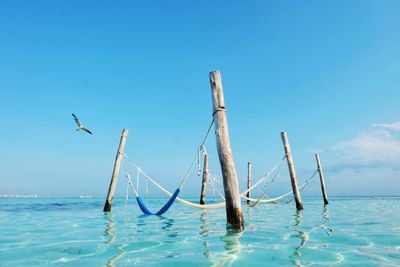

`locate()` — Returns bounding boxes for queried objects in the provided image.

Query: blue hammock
[136,188,180,216]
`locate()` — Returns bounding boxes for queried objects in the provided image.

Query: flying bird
[72,113,93,135]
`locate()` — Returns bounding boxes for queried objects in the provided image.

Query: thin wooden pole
[246,162,252,205]
[199,151,208,205]
[103,129,129,212]
[315,153,329,205]
[209,70,244,230]
[281,132,303,210]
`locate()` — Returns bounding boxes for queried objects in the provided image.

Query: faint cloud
[373,121,400,132]
[325,166,400,196]
[332,121,400,165]
[325,121,400,196]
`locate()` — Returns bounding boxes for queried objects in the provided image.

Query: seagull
[72,113,93,135]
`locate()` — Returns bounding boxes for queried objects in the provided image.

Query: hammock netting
[136,188,180,216]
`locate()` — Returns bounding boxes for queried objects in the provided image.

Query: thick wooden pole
[246,162,252,205]
[209,70,244,230]
[199,151,208,205]
[315,154,329,205]
[281,132,303,210]
[103,129,129,212]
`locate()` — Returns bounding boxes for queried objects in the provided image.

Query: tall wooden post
[199,151,208,205]
[246,162,252,205]
[209,70,244,230]
[281,132,303,210]
[315,154,329,205]
[103,129,129,212]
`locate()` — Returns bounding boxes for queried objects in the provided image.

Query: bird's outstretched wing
[72,113,81,127]
[81,127,93,135]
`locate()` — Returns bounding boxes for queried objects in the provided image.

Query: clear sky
[1,1,399,198]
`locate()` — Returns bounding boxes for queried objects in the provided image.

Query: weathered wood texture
[246,162,252,205]
[199,152,208,205]
[315,153,329,205]
[209,70,244,230]
[103,129,129,212]
[281,132,303,210]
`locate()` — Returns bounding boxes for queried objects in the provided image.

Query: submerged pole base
[103,200,112,212]
[296,202,304,210]
[227,207,244,231]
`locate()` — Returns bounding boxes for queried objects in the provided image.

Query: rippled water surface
[1,197,399,266]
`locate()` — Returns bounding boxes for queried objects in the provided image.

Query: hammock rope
[206,155,288,206]
[125,181,130,204]
[246,155,286,207]
[300,170,319,191]
[285,169,319,204]
[243,191,293,203]
[124,118,215,215]
[178,117,215,189]
[123,154,287,209]
[208,171,225,200]
[121,156,138,196]
[245,169,319,206]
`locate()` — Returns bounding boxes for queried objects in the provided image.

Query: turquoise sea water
[1,197,399,266]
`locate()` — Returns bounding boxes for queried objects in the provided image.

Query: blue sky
[0,1,399,197]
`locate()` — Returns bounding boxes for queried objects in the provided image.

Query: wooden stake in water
[315,153,329,205]
[209,70,244,230]
[281,132,303,210]
[199,151,208,205]
[246,162,252,205]
[103,129,129,212]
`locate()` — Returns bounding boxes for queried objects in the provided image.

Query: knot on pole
[212,107,226,117]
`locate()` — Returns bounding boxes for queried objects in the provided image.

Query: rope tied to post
[212,107,226,118]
